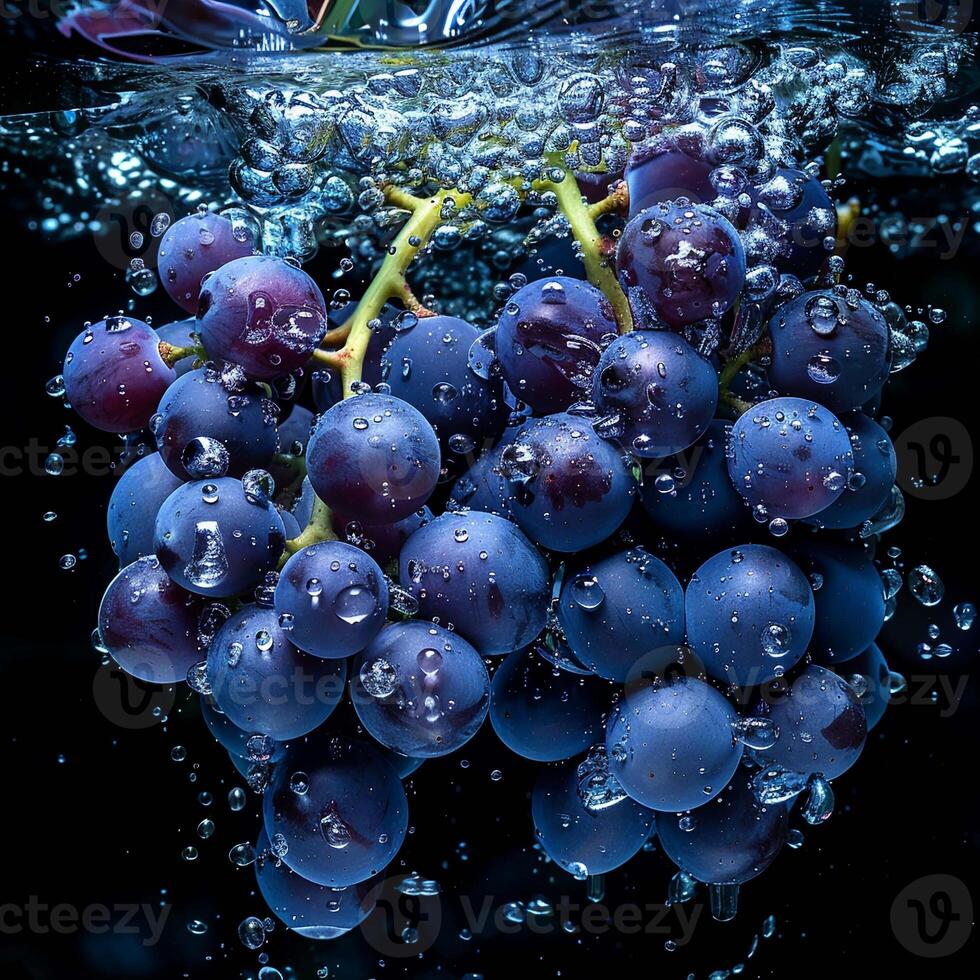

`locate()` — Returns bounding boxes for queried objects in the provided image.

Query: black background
[1,10,978,980]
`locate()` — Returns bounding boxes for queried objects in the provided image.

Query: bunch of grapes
[76,146,904,944]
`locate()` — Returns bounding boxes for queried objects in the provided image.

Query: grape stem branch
[280,493,336,567]
[312,186,473,394]
[717,344,763,416]
[533,168,634,333]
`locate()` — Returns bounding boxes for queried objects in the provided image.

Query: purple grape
[592,329,718,457]
[743,168,837,278]
[685,544,815,687]
[157,210,256,313]
[206,604,346,741]
[847,643,891,731]
[107,453,183,567]
[618,201,745,328]
[625,147,715,217]
[450,442,515,519]
[331,506,433,567]
[352,622,490,758]
[727,397,853,521]
[807,412,896,529]
[767,290,891,413]
[500,412,637,552]
[376,314,507,450]
[640,420,750,543]
[558,547,685,682]
[605,677,744,812]
[63,315,176,433]
[197,255,327,380]
[200,695,286,762]
[399,511,550,657]
[98,556,212,684]
[788,537,885,665]
[154,476,286,597]
[494,277,616,414]
[750,664,867,779]
[264,737,408,887]
[156,317,199,376]
[255,830,381,939]
[275,404,315,455]
[275,540,388,660]
[306,393,441,525]
[153,366,279,479]
[490,647,609,761]
[532,753,656,876]
[657,774,788,884]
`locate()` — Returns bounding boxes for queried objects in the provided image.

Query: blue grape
[788,537,885,665]
[750,664,867,779]
[490,647,608,761]
[510,233,583,283]
[605,677,743,812]
[807,412,896,529]
[64,315,176,433]
[206,604,346,740]
[592,329,718,457]
[306,393,441,524]
[154,476,286,596]
[657,774,788,884]
[846,644,891,731]
[199,695,287,762]
[274,403,315,456]
[107,453,183,566]
[156,317,199,376]
[157,210,256,313]
[532,753,656,876]
[727,397,853,521]
[500,412,637,552]
[264,737,408,886]
[153,367,279,479]
[685,544,814,687]
[255,830,381,939]
[767,290,891,413]
[450,442,514,518]
[197,255,327,380]
[352,622,490,758]
[625,146,715,217]
[640,420,750,543]
[494,277,616,414]
[557,548,685,682]
[618,201,745,328]
[399,511,550,657]
[332,507,433,567]
[375,315,506,450]
[744,168,837,278]
[275,540,388,659]
[98,556,212,684]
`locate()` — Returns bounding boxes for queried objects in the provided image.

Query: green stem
[159,341,204,369]
[316,187,473,396]
[535,167,633,332]
[280,493,336,567]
